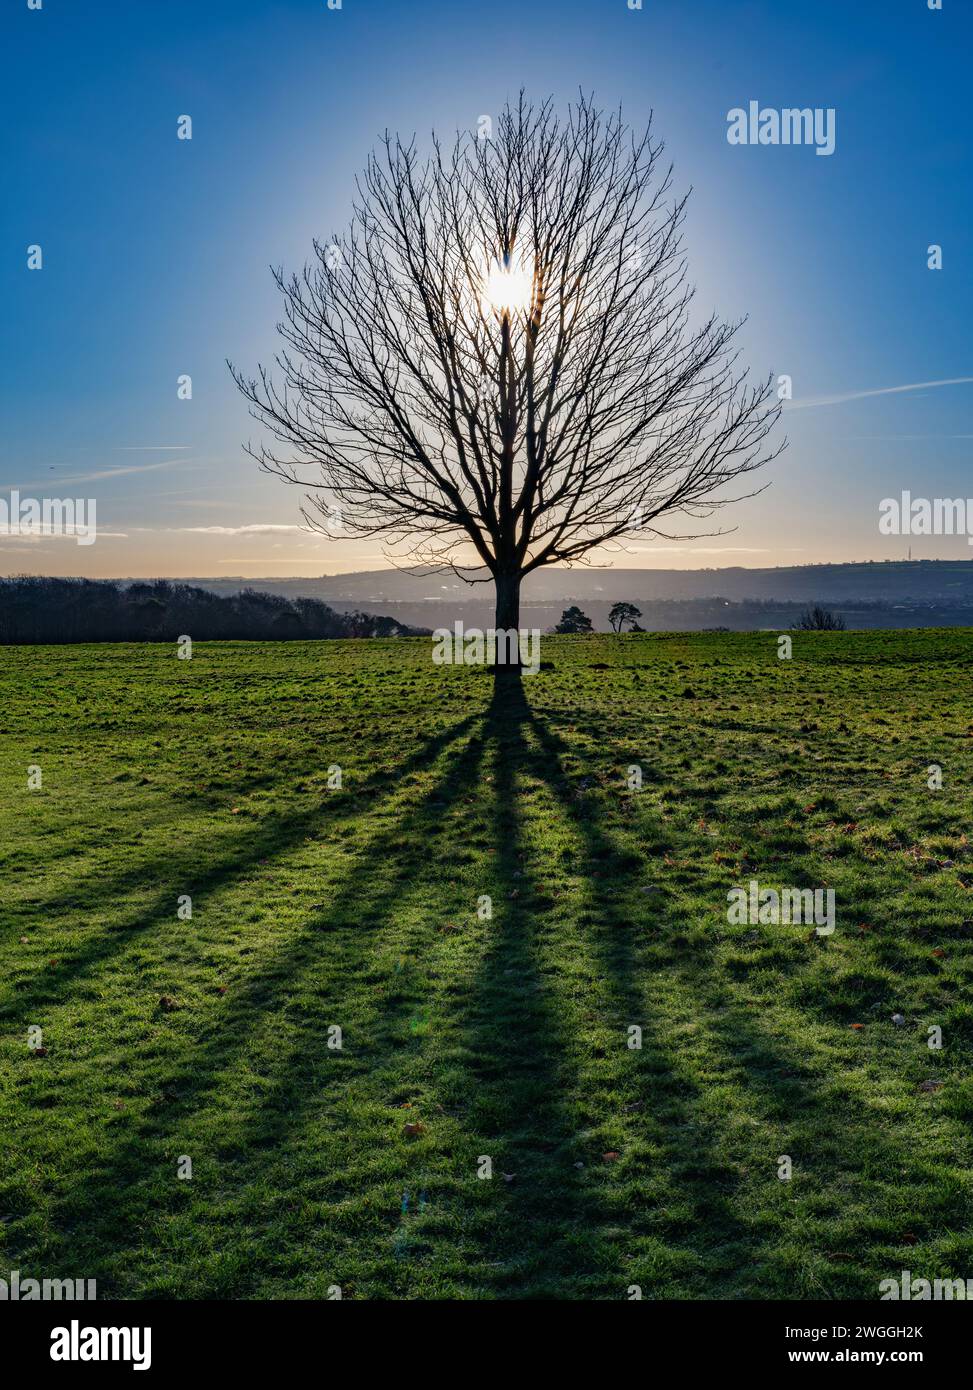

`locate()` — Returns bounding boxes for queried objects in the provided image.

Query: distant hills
[171,560,973,632]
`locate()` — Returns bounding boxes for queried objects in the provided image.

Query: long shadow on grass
[20,682,955,1298]
[447,681,758,1296]
[27,710,493,1294]
[1,713,481,1024]
[452,681,620,1297]
[509,695,964,1298]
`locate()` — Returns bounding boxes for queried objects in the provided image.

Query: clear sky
[2,0,970,578]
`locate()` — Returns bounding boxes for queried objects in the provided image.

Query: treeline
[0,577,427,645]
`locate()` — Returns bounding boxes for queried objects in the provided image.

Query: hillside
[173,560,973,632]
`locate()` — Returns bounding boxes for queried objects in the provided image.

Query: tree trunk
[493,570,522,682]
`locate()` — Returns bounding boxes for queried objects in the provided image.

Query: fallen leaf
[403,1121,425,1139]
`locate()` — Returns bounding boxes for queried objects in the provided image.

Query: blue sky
[2,0,970,576]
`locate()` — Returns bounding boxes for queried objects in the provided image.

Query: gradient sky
[2,0,970,577]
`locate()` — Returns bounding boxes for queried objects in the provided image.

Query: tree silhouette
[554,605,594,634]
[794,606,846,631]
[609,601,642,633]
[233,93,783,681]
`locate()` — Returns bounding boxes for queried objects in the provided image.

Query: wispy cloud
[785,376,973,411]
[0,530,128,543]
[15,459,192,488]
[175,524,319,536]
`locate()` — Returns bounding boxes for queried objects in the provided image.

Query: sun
[481,255,532,316]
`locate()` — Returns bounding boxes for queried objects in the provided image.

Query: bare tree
[794,606,846,631]
[232,93,783,680]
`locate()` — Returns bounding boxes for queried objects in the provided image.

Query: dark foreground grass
[1,629,972,1299]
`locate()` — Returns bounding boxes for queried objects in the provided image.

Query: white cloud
[785,376,973,411]
[0,530,128,543]
[176,524,320,536]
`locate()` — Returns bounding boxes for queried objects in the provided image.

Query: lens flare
[481,256,532,315]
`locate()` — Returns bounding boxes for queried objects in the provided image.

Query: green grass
[1,629,972,1299]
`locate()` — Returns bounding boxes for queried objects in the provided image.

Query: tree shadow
[1,713,481,1023]
[436,682,755,1296]
[12,679,966,1300]
[447,681,956,1299]
[20,709,492,1295]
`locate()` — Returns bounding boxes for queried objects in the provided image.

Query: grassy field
[1,629,972,1300]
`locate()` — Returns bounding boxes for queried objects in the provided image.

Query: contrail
[10,460,194,489]
[785,376,973,411]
